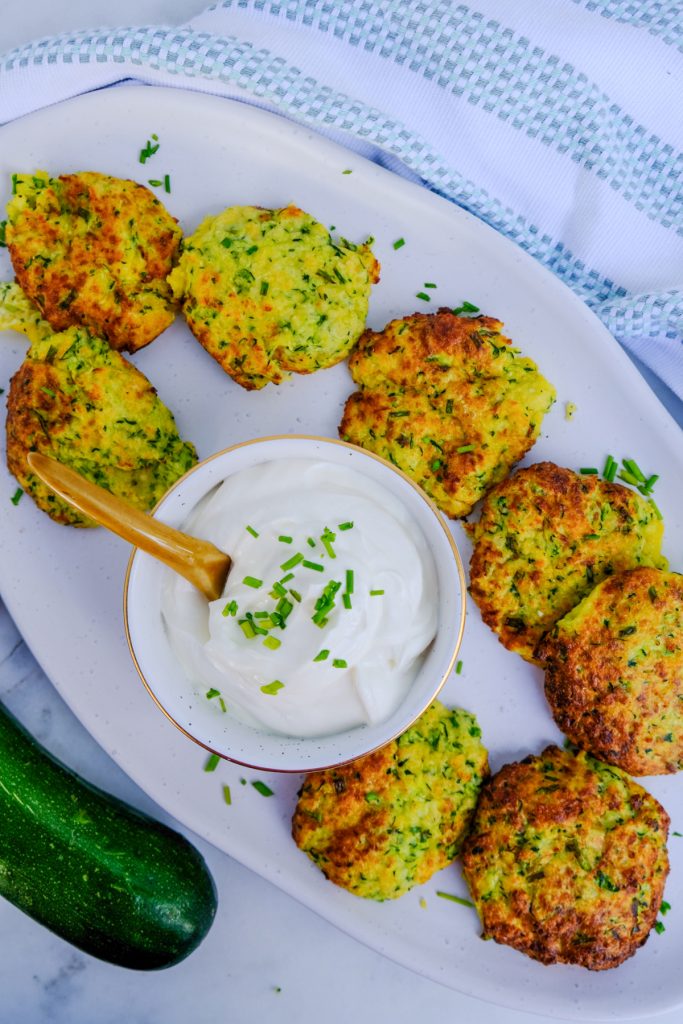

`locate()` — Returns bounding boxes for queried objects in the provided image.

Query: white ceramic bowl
[124,436,465,772]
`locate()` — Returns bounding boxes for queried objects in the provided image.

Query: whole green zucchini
[0,701,217,969]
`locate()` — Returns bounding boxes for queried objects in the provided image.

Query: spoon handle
[27,453,231,601]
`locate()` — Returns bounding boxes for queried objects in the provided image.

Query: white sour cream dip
[162,458,438,738]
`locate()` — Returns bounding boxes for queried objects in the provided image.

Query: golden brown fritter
[2,284,197,526]
[168,204,379,390]
[468,462,667,662]
[292,702,488,901]
[536,568,683,776]
[461,744,670,970]
[339,308,555,519]
[6,170,181,352]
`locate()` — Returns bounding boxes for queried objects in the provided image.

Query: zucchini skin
[0,702,217,969]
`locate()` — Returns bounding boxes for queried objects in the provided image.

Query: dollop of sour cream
[162,459,438,738]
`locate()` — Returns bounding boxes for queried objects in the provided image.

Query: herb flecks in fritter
[292,702,488,901]
[6,170,181,352]
[468,462,667,662]
[2,285,197,526]
[168,204,380,390]
[537,568,683,776]
[461,745,670,970]
[339,308,555,519]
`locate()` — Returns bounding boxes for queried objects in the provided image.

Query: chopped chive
[342,593,352,609]
[218,697,227,713]
[660,900,672,915]
[147,178,163,187]
[431,459,443,472]
[345,569,354,594]
[138,138,160,163]
[252,780,274,797]
[289,588,302,603]
[259,280,270,296]
[643,473,659,492]
[204,753,220,772]
[280,552,304,571]
[242,576,263,589]
[338,521,354,531]
[307,537,316,548]
[278,535,293,544]
[221,599,237,618]
[10,488,22,506]
[622,457,646,483]
[245,525,259,538]
[332,659,348,669]
[164,174,171,193]
[342,169,353,174]
[436,891,475,908]
[275,597,294,621]
[649,497,663,520]
[455,660,463,675]
[280,573,294,584]
[263,635,281,650]
[320,532,336,559]
[370,589,384,596]
[457,444,474,453]
[239,619,256,639]
[604,457,618,482]
[302,560,324,572]
[260,680,284,695]
[314,649,330,662]
[222,784,232,805]
[580,467,598,475]
[206,688,221,700]
[416,291,430,301]
[452,301,480,315]
[270,582,288,599]
[654,921,666,935]
[424,282,437,288]
[393,237,406,250]
[40,386,55,398]
[617,469,638,486]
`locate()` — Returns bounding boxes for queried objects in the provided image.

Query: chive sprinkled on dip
[161,458,438,739]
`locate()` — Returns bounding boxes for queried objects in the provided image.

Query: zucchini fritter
[461,745,670,970]
[2,284,197,526]
[168,204,379,390]
[339,308,555,518]
[292,702,488,901]
[468,462,667,662]
[537,568,683,776]
[6,170,181,352]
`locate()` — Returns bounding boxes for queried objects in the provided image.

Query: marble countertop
[0,2,681,1022]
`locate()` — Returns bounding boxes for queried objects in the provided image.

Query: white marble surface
[1,3,682,1023]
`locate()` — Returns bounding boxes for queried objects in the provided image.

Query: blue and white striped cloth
[1,0,682,398]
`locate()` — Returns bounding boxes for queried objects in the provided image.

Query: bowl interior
[124,436,465,772]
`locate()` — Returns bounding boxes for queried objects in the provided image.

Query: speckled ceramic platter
[0,86,681,1020]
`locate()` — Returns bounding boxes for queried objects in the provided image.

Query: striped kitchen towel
[1,0,681,399]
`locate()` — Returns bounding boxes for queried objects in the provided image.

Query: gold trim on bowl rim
[123,434,467,773]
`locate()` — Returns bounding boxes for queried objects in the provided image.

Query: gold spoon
[27,452,232,601]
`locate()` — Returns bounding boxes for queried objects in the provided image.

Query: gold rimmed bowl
[124,435,466,772]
